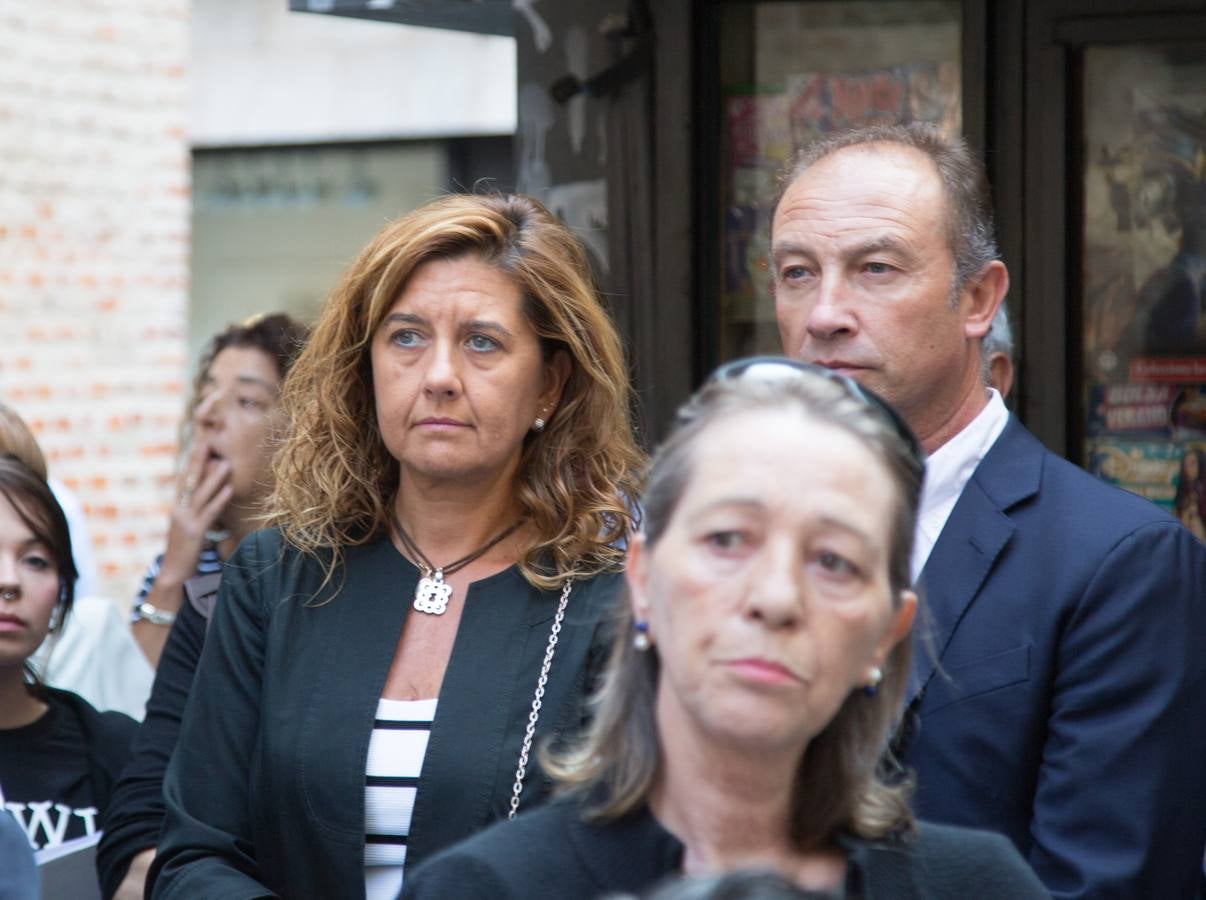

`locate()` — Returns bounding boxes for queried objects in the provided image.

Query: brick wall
[0,3,190,607]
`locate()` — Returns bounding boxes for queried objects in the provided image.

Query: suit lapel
[907,418,1042,706]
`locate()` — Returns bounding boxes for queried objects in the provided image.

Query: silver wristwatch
[137,601,177,627]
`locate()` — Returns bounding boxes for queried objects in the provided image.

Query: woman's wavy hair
[268,193,643,589]
[0,456,78,694]
[180,313,310,455]
[545,370,925,849]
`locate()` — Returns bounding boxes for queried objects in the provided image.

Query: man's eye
[467,334,499,352]
[781,265,809,281]
[864,262,894,275]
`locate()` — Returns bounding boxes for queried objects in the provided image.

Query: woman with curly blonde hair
[151,194,643,900]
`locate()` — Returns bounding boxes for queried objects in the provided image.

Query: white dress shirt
[911,388,1010,582]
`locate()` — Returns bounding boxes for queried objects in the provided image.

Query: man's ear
[962,260,1009,340]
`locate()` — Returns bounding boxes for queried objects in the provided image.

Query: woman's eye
[391,329,422,347]
[466,333,499,352]
[23,554,51,571]
[705,531,745,552]
[816,550,858,577]
[238,397,265,410]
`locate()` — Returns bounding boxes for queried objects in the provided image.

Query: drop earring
[862,667,883,697]
[633,620,651,651]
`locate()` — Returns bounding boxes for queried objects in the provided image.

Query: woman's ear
[872,589,917,667]
[538,349,572,421]
[625,532,651,625]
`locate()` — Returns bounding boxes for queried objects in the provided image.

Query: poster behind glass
[719,1,961,359]
[1081,43,1206,544]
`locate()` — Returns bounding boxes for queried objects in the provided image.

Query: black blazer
[149,529,620,899]
[401,797,1050,899]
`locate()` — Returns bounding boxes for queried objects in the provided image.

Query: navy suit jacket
[903,416,1206,899]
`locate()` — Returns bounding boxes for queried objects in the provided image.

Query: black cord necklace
[390,507,524,615]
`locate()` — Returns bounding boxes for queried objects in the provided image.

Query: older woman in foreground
[403,358,1047,899]
[150,194,642,899]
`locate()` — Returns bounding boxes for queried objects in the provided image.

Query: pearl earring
[633,620,651,651]
[862,667,883,697]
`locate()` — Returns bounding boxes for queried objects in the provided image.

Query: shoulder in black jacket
[402,797,1050,900]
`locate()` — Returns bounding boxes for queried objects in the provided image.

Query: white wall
[190,0,517,146]
[188,142,447,365]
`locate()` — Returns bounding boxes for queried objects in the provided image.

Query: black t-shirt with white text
[0,689,135,851]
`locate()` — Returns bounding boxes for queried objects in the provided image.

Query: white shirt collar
[910,388,1010,582]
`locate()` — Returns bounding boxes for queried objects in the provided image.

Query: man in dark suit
[770,121,1206,899]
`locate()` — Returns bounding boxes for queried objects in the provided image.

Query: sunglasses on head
[707,356,924,465]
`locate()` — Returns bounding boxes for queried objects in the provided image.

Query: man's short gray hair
[981,304,1013,382]
[778,122,1000,296]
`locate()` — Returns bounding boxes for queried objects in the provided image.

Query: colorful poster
[1089,438,1206,542]
[1079,43,1206,532]
[1086,382,1206,438]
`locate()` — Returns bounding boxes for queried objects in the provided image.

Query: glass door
[1078,41,1206,542]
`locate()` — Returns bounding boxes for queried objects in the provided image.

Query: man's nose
[806,275,858,341]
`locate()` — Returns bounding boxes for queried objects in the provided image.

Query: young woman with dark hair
[0,456,136,854]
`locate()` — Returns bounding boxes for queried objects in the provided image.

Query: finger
[178,438,211,499]
[189,459,231,511]
[198,483,234,530]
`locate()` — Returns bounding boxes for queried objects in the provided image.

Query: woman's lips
[416,417,469,430]
[725,658,804,685]
[0,614,27,633]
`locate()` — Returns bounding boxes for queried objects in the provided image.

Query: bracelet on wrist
[137,602,177,627]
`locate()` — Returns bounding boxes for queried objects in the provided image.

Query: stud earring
[533,417,546,432]
[633,620,651,651]
[862,667,883,697]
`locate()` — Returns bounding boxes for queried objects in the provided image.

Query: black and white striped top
[364,697,436,900]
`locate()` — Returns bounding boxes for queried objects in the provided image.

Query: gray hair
[777,122,1000,299]
[981,304,1014,382]
[543,370,924,849]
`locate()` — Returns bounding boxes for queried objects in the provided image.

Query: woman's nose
[195,392,225,430]
[743,540,803,629]
[0,554,19,589]
[422,342,462,398]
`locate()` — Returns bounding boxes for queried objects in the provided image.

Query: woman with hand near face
[130,314,308,668]
[404,359,1047,900]
[149,194,642,899]
[0,456,136,854]
[97,314,307,900]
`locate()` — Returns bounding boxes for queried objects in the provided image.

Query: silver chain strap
[508,577,573,820]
